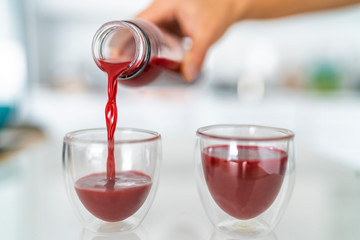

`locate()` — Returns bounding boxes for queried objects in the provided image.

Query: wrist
[235,0,289,20]
[230,0,253,21]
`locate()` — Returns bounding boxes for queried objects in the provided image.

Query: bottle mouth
[92,20,151,79]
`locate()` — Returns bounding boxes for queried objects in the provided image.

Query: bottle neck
[92,20,151,80]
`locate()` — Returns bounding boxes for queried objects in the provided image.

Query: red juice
[202,145,288,220]
[100,58,125,180]
[99,57,181,87]
[74,57,171,222]
[99,57,179,178]
[75,171,152,222]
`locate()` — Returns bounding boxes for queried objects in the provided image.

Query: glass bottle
[92,19,185,87]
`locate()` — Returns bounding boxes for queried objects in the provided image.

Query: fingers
[137,0,226,83]
[182,39,208,82]
[182,23,223,82]
[136,1,174,25]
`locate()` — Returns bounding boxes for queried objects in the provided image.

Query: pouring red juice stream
[101,56,180,177]
[74,57,179,222]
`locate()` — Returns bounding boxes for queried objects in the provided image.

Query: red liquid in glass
[99,57,181,87]
[202,145,288,220]
[75,171,152,222]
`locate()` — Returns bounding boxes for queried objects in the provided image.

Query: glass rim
[64,128,161,144]
[196,124,294,141]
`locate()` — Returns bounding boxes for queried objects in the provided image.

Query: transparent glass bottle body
[195,124,295,237]
[92,19,185,87]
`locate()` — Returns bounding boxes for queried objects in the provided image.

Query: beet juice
[99,57,181,87]
[73,58,154,221]
[202,145,288,220]
[73,19,185,222]
[196,125,295,235]
[75,171,152,222]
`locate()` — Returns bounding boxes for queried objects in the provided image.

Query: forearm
[240,0,360,20]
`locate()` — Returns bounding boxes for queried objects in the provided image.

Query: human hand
[137,0,248,82]
[138,0,360,82]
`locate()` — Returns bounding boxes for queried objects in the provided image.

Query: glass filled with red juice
[63,128,161,233]
[195,124,295,237]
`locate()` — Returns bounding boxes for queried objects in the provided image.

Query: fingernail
[184,63,198,82]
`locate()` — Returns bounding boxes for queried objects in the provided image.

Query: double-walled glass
[63,128,161,233]
[195,125,295,237]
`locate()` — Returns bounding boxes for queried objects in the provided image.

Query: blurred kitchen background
[1,0,360,239]
[2,0,358,160]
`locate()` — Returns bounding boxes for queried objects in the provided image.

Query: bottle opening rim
[92,20,151,80]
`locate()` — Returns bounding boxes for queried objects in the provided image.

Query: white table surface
[1,87,360,240]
